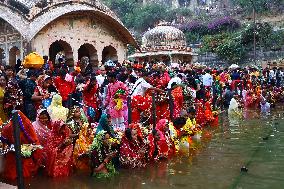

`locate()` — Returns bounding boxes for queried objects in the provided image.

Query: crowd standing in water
[0,58,283,180]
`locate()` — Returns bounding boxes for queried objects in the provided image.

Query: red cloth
[119,136,145,168]
[1,111,42,180]
[171,86,184,118]
[195,100,205,126]
[54,76,75,101]
[83,83,99,110]
[45,121,73,177]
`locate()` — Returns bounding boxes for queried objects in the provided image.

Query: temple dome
[142,24,186,48]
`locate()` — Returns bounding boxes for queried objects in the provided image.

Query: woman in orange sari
[73,123,93,171]
[1,111,42,180]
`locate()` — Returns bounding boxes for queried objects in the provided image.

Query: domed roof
[142,24,186,48]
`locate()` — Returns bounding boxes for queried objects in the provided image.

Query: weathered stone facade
[0,0,137,66]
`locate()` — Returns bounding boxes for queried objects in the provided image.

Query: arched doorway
[9,46,20,67]
[49,40,74,66]
[0,48,4,65]
[102,45,118,65]
[78,43,98,71]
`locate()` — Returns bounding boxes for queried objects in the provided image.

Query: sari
[90,131,117,178]
[0,87,7,123]
[1,111,42,180]
[73,124,93,171]
[156,119,175,158]
[119,127,145,168]
[32,110,52,146]
[171,86,184,118]
[95,114,114,136]
[45,121,73,177]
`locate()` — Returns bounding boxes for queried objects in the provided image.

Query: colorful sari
[73,124,93,171]
[1,111,42,180]
[119,128,145,168]
[171,86,184,118]
[45,121,73,177]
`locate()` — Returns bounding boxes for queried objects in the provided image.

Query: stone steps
[0,182,16,189]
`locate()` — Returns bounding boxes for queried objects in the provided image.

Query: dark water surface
[3,109,284,189]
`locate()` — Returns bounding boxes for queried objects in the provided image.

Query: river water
[3,108,284,189]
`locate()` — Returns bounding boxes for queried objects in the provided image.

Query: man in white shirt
[96,65,106,87]
[131,71,164,98]
[202,70,213,87]
[167,74,183,89]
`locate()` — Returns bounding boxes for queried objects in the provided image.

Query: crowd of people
[0,59,283,180]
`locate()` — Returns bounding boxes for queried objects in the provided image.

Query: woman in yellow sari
[0,74,7,123]
[73,123,94,171]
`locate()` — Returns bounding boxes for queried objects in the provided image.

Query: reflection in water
[2,109,284,189]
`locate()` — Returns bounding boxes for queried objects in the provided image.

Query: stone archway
[0,48,4,65]
[102,45,118,64]
[9,46,20,67]
[78,43,98,71]
[49,40,74,66]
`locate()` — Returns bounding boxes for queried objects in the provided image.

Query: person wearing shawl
[90,131,118,178]
[105,72,128,131]
[18,69,38,121]
[32,75,53,110]
[3,79,24,118]
[32,109,52,166]
[54,69,75,107]
[47,94,69,122]
[32,109,52,147]
[171,83,184,119]
[66,106,88,136]
[83,76,100,122]
[73,123,94,171]
[1,111,42,180]
[155,119,176,158]
[95,114,115,137]
[0,74,8,123]
[119,125,146,168]
[45,120,73,177]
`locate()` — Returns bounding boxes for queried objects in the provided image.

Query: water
[3,109,284,189]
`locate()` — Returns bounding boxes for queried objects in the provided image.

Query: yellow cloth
[73,124,93,170]
[0,87,7,123]
[23,52,44,69]
[114,98,123,110]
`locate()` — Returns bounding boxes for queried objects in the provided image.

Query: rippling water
[3,109,284,189]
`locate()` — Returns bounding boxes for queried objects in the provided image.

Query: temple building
[0,0,137,67]
[128,23,197,65]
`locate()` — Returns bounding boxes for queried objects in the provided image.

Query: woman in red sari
[83,76,100,122]
[1,111,42,180]
[119,125,146,168]
[171,85,184,119]
[156,119,175,158]
[45,121,73,177]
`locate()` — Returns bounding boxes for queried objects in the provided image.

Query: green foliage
[102,0,191,32]
[215,38,246,63]
[240,22,273,47]
[201,32,246,63]
[231,0,283,14]
[184,32,201,44]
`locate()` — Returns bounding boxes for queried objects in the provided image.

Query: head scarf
[95,114,114,137]
[47,94,69,122]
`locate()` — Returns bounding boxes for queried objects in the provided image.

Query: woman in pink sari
[32,109,52,147]
[45,121,73,177]
[32,109,52,166]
